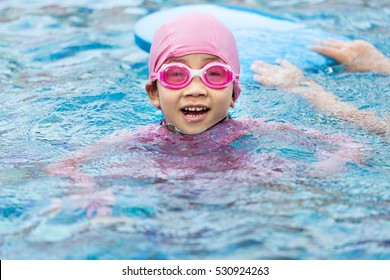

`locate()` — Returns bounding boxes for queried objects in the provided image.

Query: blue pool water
[1,0,390,259]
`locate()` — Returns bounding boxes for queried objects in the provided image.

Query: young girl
[45,13,363,217]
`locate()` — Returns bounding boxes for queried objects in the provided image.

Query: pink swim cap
[148,13,241,101]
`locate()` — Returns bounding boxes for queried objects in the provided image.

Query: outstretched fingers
[253,74,276,87]
[251,59,306,88]
[315,38,345,48]
[251,60,283,86]
[251,60,276,73]
[276,59,301,71]
[308,38,354,62]
[308,45,344,61]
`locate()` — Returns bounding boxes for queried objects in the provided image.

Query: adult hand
[309,39,387,72]
[251,59,307,89]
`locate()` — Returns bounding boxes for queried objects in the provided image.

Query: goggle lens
[204,65,230,85]
[164,66,189,85]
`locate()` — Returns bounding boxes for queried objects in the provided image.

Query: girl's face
[146,53,235,134]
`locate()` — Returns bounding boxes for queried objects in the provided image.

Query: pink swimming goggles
[150,62,239,90]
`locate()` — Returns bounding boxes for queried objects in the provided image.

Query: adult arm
[251,59,389,136]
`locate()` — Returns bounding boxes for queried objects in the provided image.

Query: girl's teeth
[182,107,209,117]
[184,107,207,111]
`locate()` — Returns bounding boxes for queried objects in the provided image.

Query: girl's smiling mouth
[180,106,210,122]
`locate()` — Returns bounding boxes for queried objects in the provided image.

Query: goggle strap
[150,73,158,81]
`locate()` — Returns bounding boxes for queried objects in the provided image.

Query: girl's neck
[160,114,232,135]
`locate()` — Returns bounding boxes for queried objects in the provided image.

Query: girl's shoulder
[106,123,164,143]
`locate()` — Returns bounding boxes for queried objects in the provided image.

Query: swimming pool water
[1,0,390,260]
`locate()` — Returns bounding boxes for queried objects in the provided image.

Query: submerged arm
[269,121,365,174]
[44,130,133,217]
[45,130,132,185]
[251,60,389,136]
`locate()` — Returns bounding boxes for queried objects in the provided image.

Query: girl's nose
[182,76,208,97]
